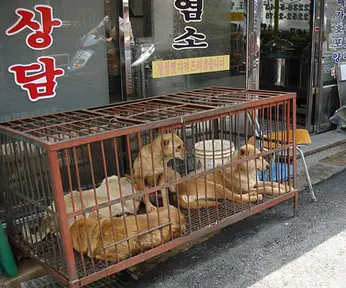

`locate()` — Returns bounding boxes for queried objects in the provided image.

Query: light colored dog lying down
[22,175,141,244]
[70,206,186,262]
[177,144,292,209]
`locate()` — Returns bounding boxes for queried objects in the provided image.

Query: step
[0,259,48,288]
[297,130,346,191]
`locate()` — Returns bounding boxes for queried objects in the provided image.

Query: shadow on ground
[128,170,346,288]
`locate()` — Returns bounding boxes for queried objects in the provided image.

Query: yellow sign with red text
[152,55,230,79]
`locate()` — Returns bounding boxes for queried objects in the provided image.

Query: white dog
[22,175,141,244]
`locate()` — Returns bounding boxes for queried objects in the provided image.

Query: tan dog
[22,175,141,244]
[133,133,185,213]
[222,144,290,196]
[70,206,186,262]
[177,144,290,209]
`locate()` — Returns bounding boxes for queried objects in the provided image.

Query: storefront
[0,0,258,121]
[259,0,344,133]
[0,0,342,133]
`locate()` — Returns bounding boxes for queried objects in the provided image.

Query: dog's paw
[258,194,263,201]
[250,192,263,202]
[279,184,291,193]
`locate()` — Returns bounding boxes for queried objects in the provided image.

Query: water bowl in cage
[194,140,235,170]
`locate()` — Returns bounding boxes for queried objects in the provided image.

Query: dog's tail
[177,194,220,209]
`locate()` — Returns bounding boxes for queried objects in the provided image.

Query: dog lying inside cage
[21,133,186,245]
[21,175,142,244]
[70,206,185,262]
[176,144,292,209]
[21,133,291,263]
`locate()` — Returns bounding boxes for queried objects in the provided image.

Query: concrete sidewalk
[130,170,346,288]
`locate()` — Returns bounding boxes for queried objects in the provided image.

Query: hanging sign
[172,0,208,50]
[5,5,64,102]
[331,0,346,63]
[152,55,230,78]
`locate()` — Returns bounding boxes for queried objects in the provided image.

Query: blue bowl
[258,163,294,182]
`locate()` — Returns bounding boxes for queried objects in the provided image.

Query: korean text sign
[172,0,208,50]
[5,5,64,102]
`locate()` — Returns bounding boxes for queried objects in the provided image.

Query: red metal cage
[0,87,297,287]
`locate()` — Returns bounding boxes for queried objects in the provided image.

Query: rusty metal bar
[47,151,78,282]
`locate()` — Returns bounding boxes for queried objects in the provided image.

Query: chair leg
[297,147,317,202]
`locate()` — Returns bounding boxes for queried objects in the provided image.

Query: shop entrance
[258,0,339,133]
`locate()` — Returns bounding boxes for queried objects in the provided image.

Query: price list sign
[262,0,310,31]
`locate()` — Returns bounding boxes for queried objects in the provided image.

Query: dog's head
[235,144,270,172]
[161,133,186,160]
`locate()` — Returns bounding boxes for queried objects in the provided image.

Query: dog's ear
[239,148,246,158]
[108,175,119,184]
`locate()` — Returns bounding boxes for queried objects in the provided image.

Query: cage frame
[0,87,298,287]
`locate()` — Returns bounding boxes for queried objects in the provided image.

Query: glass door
[313,0,342,132]
[120,0,249,100]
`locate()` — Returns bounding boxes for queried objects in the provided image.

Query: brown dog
[133,133,185,213]
[70,206,186,262]
[222,144,290,196]
[177,144,290,209]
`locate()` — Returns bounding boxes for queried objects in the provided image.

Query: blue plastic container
[258,162,294,182]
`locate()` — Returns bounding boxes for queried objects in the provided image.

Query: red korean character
[8,57,65,102]
[219,56,225,69]
[190,59,197,72]
[6,5,62,50]
[202,58,208,71]
[177,60,184,74]
[155,62,164,77]
[183,59,190,73]
[213,57,219,70]
[170,61,177,75]
[208,58,214,70]
[164,62,170,76]
[196,58,202,72]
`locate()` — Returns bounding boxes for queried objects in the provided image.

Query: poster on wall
[5,5,65,102]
